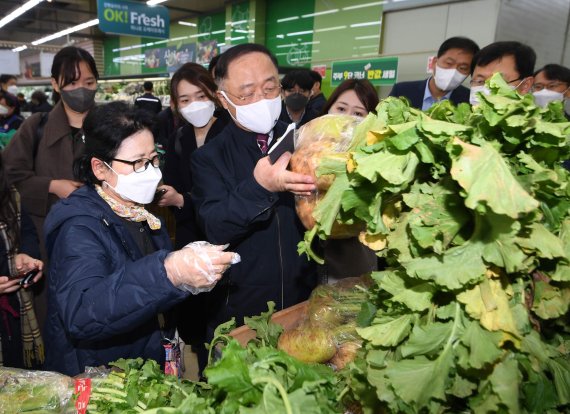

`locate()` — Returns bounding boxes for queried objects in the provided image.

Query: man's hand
[253,152,316,196]
[49,179,83,199]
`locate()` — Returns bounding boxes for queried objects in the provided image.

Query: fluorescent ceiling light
[355,34,380,40]
[147,0,167,5]
[343,1,386,11]
[287,30,313,36]
[315,25,346,33]
[276,43,299,49]
[0,0,43,29]
[32,18,99,45]
[12,45,28,52]
[350,21,381,28]
[178,21,196,27]
[277,16,299,23]
[302,9,338,18]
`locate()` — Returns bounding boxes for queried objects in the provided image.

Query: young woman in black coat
[156,63,229,372]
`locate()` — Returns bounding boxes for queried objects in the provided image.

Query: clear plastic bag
[167,241,241,295]
[289,114,362,238]
[0,367,75,414]
[277,276,372,369]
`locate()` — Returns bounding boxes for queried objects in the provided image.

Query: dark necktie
[257,134,269,155]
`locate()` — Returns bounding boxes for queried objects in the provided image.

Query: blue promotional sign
[97,0,170,39]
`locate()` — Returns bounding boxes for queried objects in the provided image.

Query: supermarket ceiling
[0,0,227,48]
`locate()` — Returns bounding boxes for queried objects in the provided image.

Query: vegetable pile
[74,303,342,414]
[298,73,570,413]
[277,277,370,369]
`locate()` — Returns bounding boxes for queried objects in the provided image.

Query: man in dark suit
[190,43,318,351]
[307,70,327,114]
[389,37,480,110]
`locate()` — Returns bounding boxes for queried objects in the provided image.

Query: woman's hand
[157,185,184,208]
[49,179,83,199]
[164,242,240,294]
[0,276,22,294]
[15,253,43,287]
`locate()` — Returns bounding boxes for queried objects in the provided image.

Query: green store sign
[331,57,398,86]
[97,0,169,39]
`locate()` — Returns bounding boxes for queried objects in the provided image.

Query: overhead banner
[97,0,170,39]
[331,57,398,86]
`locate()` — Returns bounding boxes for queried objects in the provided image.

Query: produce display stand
[229,300,308,346]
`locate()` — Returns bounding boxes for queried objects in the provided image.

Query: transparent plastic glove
[164,241,241,295]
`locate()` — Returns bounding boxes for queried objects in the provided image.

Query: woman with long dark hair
[3,46,99,331]
[157,62,229,373]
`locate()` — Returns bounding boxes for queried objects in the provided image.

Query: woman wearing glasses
[42,102,239,376]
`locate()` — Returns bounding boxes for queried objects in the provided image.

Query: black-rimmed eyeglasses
[111,154,161,173]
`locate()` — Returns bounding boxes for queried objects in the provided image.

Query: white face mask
[104,163,162,205]
[220,91,282,134]
[180,100,215,128]
[0,105,8,116]
[433,65,468,92]
[7,85,18,95]
[533,89,565,108]
[469,85,491,106]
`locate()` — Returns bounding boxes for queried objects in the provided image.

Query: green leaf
[516,223,566,260]
[520,357,559,413]
[384,352,455,407]
[357,314,414,347]
[450,138,539,218]
[546,356,570,404]
[374,270,435,312]
[489,358,521,414]
[457,319,503,369]
[457,278,520,337]
[400,322,452,358]
[386,123,420,150]
[417,114,471,138]
[447,375,477,398]
[205,341,259,405]
[553,218,570,281]
[353,150,419,186]
[532,281,570,319]
[243,301,284,347]
[312,173,350,236]
[479,213,527,273]
[401,242,487,290]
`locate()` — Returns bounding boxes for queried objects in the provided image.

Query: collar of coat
[42,101,75,148]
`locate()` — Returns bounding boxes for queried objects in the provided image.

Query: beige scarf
[0,188,44,367]
[95,185,161,230]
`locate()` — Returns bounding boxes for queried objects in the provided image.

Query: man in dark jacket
[135,81,162,114]
[279,69,319,128]
[191,44,318,342]
[307,70,327,114]
[389,37,480,110]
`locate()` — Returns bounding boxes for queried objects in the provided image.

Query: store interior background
[1,0,570,109]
